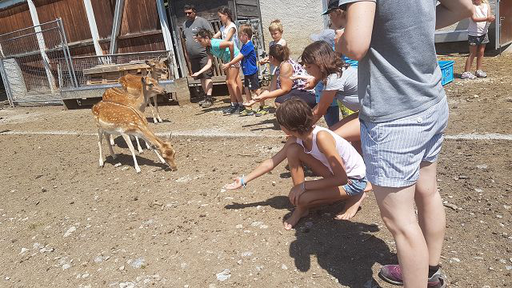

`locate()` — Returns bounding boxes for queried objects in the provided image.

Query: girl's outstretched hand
[225,177,242,190]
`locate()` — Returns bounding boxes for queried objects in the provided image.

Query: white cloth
[296,126,366,179]
[324,66,359,111]
[468,4,490,36]
[220,22,240,48]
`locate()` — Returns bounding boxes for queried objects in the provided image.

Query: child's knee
[286,143,302,159]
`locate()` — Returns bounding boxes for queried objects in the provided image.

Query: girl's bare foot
[335,192,367,220]
[283,207,309,230]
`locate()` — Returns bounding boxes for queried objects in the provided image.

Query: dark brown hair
[239,24,253,39]
[276,98,314,135]
[218,7,233,21]
[196,28,213,39]
[184,4,196,12]
[269,44,290,62]
[300,41,344,79]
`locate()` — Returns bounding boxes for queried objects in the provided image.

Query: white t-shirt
[296,126,366,179]
[269,38,287,75]
[468,4,490,36]
[324,66,359,111]
[220,22,240,48]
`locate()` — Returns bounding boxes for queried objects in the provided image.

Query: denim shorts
[360,96,449,188]
[343,177,368,196]
[468,34,489,46]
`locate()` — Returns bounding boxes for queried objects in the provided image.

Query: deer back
[92,101,149,129]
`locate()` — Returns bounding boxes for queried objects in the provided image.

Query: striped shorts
[360,97,449,188]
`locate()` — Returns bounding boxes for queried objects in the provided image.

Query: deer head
[160,141,177,171]
[141,76,165,101]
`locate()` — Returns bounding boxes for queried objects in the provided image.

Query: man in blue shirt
[223,24,261,116]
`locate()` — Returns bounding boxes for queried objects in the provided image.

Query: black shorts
[243,73,260,91]
[275,89,316,109]
[190,56,213,79]
[468,34,489,46]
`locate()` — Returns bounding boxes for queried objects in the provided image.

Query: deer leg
[135,136,144,154]
[98,130,105,167]
[152,149,166,164]
[153,96,163,123]
[109,134,115,146]
[105,133,116,159]
[121,134,141,173]
[149,100,158,123]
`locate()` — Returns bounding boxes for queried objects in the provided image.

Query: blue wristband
[241,175,246,188]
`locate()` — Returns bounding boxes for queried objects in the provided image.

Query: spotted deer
[103,75,164,153]
[92,100,177,173]
[119,73,164,123]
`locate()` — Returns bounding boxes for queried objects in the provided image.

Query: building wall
[259,0,324,58]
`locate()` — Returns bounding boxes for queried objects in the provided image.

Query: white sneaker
[475,70,487,78]
[461,71,476,80]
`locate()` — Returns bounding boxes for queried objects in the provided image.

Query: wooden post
[27,0,56,93]
[83,0,104,59]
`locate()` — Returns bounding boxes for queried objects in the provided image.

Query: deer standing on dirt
[120,72,165,123]
[92,99,177,173]
[145,58,171,123]
[103,75,164,153]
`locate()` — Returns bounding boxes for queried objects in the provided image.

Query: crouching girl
[225,98,370,230]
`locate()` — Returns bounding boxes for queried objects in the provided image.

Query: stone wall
[259,0,325,59]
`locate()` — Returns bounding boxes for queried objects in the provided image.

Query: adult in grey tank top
[336,0,473,286]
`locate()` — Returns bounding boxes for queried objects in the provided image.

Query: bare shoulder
[316,130,336,147]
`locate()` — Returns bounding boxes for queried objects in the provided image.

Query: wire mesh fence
[59,50,174,89]
[0,19,175,107]
[0,19,74,105]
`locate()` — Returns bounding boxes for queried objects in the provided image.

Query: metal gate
[497,0,512,48]
[0,18,76,106]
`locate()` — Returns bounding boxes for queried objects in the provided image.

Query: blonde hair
[269,19,283,33]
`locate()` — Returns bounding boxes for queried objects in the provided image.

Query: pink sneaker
[378,264,446,287]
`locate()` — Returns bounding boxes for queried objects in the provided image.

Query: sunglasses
[185,12,193,15]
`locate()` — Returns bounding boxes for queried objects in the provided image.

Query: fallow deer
[120,73,165,123]
[92,100,177,173]
[103,75,164,153]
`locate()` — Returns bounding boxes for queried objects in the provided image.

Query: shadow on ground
[226,196,395,287]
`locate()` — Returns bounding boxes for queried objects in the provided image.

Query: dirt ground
[0,53,511,288]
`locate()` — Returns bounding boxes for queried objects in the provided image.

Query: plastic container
[439,60,454,86]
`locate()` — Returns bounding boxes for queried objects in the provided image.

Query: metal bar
[72,50,173,59]
[496,0,501,52]
[27,0,56,94]
[0,26,60,45]
[109,0,124,55]
[56,18,78,88]
[0,60,14,107]
[0,19,61,39]
[167,2,187,78]
[155,0,179,78]
[83,0,104,57]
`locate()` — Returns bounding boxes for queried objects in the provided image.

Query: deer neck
[137,124,164,149]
